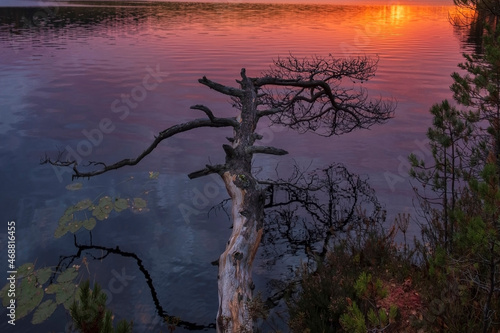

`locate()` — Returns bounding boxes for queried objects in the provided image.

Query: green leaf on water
[133,197,147,209]
[59,211,74,225]
[0,282,10,307]
[54,225,69,239]
[31,299,57,324]
[92,206,108,221]
[114,198,129,212]
[57,267,78,284]
[17,278,44,319]
[56,192,145,239]
[35,267,52,285]
[75,199,92,211]
[63,205,77,217]
[57,283,78,309]
[82,217,97,231]
[18,263,35,278]
[68,221,81,234]
[98,196,113,214]
[93,196,114,220]
[65,183,83,191]
[45,282,78,308]
[45,283,58,294]
[149,171,160,179]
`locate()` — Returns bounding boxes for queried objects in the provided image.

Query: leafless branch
[199,76,244,97]
[246,146,288,156]
[255,54,396,136]
[42,116,238,180]
[190,104,216,121]
[188,164,226,179]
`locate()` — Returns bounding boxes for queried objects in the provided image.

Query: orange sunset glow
[135,3,458,58]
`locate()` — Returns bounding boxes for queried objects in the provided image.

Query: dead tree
[43,54,395,333]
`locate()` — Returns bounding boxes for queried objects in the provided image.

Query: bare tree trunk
[217,171,264,332]
[216,69,264,333]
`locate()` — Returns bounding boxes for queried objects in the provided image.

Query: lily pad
[35,267,52,285]
[31,299,57,324]
[45,282,77,307]
[1,263,35,308]
[82,217,97,231]
[62,205,77,217]
[98,196,113,214]
[56,283,78,309]
[93,196,114,220]
[59,212,74,226]
[45,283,59,294]
[54,225,69,239]
[114,198,129,212]
[65,183,83,191]
[75,199,92,211]
[17,263,35,278]
[56,267,78,284]
[17,278,44,319]
[133,197,147,209]
[0,282,11,307]
[68,221,81,234]
[92,205,109,221]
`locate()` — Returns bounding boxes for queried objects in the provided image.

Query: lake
[0,0,473,332]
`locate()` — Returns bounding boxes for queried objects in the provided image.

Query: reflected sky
[63,0,456,5]
[0,1,472,331]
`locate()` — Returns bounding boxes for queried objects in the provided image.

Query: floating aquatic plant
[148,171,159,179]
[0,263,80,325]
[54,196,147,238]
[66,183,83,191]
[32,299,57,324]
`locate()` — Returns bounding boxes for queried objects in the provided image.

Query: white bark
[216,171,263,333]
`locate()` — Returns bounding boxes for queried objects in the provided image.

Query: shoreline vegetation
[288,1,500,331]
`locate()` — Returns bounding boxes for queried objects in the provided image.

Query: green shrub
[287,215,407,333]
[70,280,133,333]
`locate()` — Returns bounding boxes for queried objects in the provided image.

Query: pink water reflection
[0,1,469,239]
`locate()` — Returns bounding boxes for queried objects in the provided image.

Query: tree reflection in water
[257,163,386,317]
[262,163,385,263]
[451,0,500,53]
[55,234,216,331]
[51,162,384,331]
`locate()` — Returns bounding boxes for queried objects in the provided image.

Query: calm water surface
[0,1,471,332]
